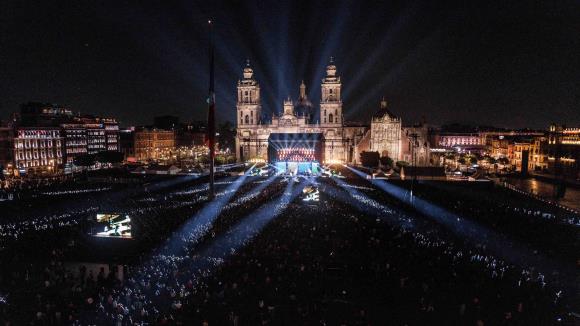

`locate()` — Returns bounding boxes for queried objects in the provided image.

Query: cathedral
[234,58,430,167]
[235,59,366,164]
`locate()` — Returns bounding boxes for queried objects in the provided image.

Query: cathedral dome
[294,100,314,121]
[294,80,314,122]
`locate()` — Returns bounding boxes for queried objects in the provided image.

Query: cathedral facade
[369,98,402,160]
[235,59,363,163]
[369,98,431,166]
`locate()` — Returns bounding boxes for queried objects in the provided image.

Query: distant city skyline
[1,1,579,129]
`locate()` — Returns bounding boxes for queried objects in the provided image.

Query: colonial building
[235,59,364,163]
[436,133,484,150]
[13,127,63,175]
[73,116,120,155]
[134,127,175,162]
[369,98,402,160]
[367,99,431,166]
[103,118,120,152]
[60,122,88,164]
[546,124,579,178]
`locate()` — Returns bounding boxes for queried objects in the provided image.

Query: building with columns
[235,59,363,164]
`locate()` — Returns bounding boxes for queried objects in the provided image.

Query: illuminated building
[547,124,579,178]
[134,128,175,162]
[13,127,63,175]
[60,123,88,164]
[485,134,548,172]
[119,128,135,161]
[4,103,121,175]
[435,133,484,151]
[343,122,369,165]
[85,123,106,154]
[74,116,119,154]
[510,139,542,173]
[490,137,511,158]
[60,117,118,165]
[558,127,580,145]
[235,59,362,164]
[103,118,120,151]
[368,99,431,166]
[369,98,402,161]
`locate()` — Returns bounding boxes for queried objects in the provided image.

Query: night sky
[1,0,579,129]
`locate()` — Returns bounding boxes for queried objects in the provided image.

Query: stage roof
[268,133,324,142]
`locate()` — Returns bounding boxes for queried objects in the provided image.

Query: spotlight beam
[344,165,572,274]
[161,163,256,255]
[188,178,311,274]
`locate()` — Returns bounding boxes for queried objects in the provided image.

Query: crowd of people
[0,166,577,325]
[389,179,580,263]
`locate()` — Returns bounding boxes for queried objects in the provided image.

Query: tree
[379,156,394,168]
[215,155,226,165]
[198,154,210,165]
[360,151,380,168]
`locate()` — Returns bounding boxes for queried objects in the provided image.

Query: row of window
[440,137,481,146]
[14,140,62,149]
[17,130,60,138]
[17,158,63,168]
[15,150,62,160]
[66,148,88,154]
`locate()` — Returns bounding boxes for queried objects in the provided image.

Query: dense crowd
[389,179,580,263]
[0,167,577,325]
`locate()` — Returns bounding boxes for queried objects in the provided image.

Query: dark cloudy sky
[1,0,578,129]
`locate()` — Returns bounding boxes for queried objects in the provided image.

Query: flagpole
[208,19,216,199]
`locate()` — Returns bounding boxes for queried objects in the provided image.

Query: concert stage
[274,161,320,174]
[268,133,324,174]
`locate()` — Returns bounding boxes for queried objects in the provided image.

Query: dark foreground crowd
[0,169,577,325]
[388,179,580,263]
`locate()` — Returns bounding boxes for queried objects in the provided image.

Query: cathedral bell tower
[236,60,261,126]
[320,57,342,126]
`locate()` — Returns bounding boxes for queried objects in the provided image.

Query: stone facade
[235,59,364,163]
[369,98,402,161]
